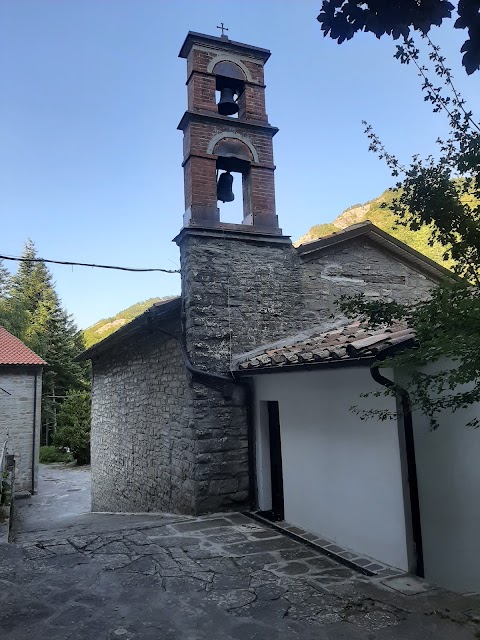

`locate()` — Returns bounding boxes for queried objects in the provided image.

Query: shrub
[39,446,72,464]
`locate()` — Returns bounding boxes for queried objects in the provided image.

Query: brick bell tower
[177,30,281,232]
[175,32,303,514]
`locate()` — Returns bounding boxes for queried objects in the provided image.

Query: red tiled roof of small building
[0,327,46,366]
[237,322,414,371]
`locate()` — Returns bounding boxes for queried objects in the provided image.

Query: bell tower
[175,32,303,515]
[178,30,281,232]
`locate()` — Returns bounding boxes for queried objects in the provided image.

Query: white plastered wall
[253,367,410,571]
[397,361,480,592]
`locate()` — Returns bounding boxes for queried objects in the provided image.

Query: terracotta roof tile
[0,327,46,366]
[237,322,414,372]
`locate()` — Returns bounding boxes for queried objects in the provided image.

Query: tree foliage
[363,36,480,284]
[0,261,9,298]
[0,241,89,443]
[299,183,479,267]
[331,33,480,428]
[318,0,480,74]
[54,391,91,465]
[341,283,480,428]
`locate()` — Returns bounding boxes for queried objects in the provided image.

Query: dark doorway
[267,401,284,521]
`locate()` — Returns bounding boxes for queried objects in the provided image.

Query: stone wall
[89,230,439,516]
[180,231,305,367]
[0,367,42,494]
[190,382,250,513]
[179,229,305,513]
[301,237,435,322]
[90,327,195,513]
[178,230,438,514]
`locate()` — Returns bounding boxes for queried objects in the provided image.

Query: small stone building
[0,327,45,494]
[78,31,451,518]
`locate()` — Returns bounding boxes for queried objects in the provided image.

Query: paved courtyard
[1,465,480,639]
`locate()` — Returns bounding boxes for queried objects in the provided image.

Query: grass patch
[39,446,72,464]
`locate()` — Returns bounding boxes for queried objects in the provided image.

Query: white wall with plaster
[253,367,410,571]
[399,361,480,593]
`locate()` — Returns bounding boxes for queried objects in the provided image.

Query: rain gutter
[370,357,424,578]
[152,322,256,509]
[31,368,38,494]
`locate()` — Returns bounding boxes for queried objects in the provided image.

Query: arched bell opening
[216,157,252,225]
[214,137,254,225]
[213,61,246,119]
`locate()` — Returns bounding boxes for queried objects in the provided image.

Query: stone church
[79,30,450,519]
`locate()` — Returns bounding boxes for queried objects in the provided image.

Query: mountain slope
[84,187,476,348]
[83,297,174,348]
[295,188,454,267]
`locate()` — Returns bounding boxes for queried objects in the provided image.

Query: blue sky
[1,1,478,329]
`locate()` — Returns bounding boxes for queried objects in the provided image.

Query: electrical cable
[0,254,179,274]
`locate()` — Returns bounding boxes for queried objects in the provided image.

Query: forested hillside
[83,297,173,347]
[296,186,478,268]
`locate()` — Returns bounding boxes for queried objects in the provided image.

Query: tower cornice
[177,110,279,136]
[173,225,289,245]
[179,31,271,62]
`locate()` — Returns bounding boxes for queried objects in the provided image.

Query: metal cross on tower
[216,23,228,38]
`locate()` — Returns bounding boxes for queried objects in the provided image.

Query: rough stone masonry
[0,368,42,494]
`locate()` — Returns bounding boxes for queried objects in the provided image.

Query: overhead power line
[0,254,180,274]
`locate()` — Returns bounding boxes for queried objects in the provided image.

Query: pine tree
[0,259,9,298]
[0,259,12,329]
[2,241,88,443]
[0,271,29,337]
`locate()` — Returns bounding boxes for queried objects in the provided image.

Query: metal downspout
[153,325,236,394]
[242,377,256,508]
[153,324,256,509]
[31,368,38,495]
[370,364,424,578]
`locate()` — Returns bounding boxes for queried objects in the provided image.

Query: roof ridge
[295,221,456,282]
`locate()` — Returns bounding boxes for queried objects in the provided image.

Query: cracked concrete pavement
[1,465,480,639]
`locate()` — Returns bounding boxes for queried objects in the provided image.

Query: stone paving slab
[3,511,480,639]
[2,465,480,639]
[255,512,404,578]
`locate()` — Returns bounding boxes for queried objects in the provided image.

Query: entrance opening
[258,401,284,522]
[268,401,285,520]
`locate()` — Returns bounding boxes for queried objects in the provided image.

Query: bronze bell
[218,87,239,116]
[217,171,234,203]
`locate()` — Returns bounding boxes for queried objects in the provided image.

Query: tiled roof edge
[0,327,46,366]
[235,322,414,374]
[231,318,349,369]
